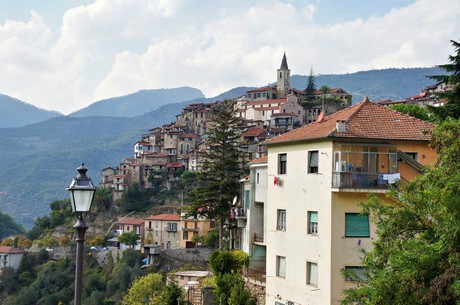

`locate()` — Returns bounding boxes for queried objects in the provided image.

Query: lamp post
[67,164,96,305]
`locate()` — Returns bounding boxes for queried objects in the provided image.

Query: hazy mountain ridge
[0,94,62,128]
[0,67,444,229]
[69,87,205,118]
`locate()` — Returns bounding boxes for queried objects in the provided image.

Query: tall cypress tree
[187,100,248,249]
[305,66,317,101]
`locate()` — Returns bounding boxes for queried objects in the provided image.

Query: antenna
[317,111,325,122]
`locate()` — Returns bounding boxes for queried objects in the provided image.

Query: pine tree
[428,39,460,120]
[187,100,248,249]
[305,66,316,101]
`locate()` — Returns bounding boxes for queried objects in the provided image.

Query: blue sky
[0,0,458,114]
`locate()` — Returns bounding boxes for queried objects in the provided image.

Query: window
[308,211,318,234]
[277,209,286,230]
[256,172,260,184]
[345,213,370,237]
[308,150,319,173]
[344,266,367,282]
[276,256,286,278]
[183,231,189,240]
[278,153,287,174]
[306,261,318,286]
[167,222,177,232]
[244,190,250,209]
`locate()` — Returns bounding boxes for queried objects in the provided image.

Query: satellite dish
[317,111,325,122]
[232,196,237,206]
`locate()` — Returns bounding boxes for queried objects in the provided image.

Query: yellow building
[180,211,214,248]
[263,98,437,305]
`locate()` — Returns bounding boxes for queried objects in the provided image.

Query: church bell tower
[276,52,290,98]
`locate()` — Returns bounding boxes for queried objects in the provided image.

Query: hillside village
[87,53,451,305]
[1,52,455,305]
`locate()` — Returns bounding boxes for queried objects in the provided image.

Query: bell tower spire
[277,52,290,98]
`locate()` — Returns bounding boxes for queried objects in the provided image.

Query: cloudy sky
[0,0,459,114]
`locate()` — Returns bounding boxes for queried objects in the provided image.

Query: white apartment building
[262,98,437,305]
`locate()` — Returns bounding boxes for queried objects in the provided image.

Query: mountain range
[0,67,444,229]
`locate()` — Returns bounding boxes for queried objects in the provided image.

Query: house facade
[0,246,24,271]
[262,98,437,305]
[180,212,213,248]
[144,214,181,250]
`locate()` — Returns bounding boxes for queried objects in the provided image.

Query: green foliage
[122,248,145,268]
[342,119,460,305]
[389,104,430,121]
[230,250,249,268]
[26,199,72,240]
[158,280,188,305]
[209,250,240,276]
[118,231,140,249]
[227,274,257,305]
[187,100,248,248]
[0,209,25,239]
[209,250,257,305]
[428,40,460,120]
[94,186,113,211]
[120,182,154,212]
[304,67,316,100]
[0,267,19,295]
[122,272,164,305]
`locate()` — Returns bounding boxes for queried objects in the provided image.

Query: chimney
[336,120,347,132]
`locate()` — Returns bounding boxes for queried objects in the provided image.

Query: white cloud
[0,0,459,114]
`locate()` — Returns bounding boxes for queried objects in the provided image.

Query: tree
[93,186,113,211]
[304,66,317,101]
[0,209,25,239]
[122,272,164,305]
[209,250,257,305]
[187,100,248,249]
[342,119,460,305]
[118,231,139,249]
[428,40,460,120]
[389,104,430,121]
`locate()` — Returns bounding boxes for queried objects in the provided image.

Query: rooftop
[264,98,436,145]
[145,214,181,221]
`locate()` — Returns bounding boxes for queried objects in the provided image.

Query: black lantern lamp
[67,163,97,305]
[68,163,97,218]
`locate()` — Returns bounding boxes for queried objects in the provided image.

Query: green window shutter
[245,190,250,209]
[345,213,370,237]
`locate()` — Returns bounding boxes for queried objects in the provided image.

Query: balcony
[183,227,199,232]
[332,172,399,190]
[332,143,400,191]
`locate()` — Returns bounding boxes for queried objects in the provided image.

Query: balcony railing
[332,172,399,189]
[253,233,264,243]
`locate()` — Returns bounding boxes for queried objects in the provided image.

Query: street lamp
[67,163,97,305]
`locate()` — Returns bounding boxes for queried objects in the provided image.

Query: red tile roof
[264,98,435,145]
[117,217,145,225]
[251,155,268,163]
[243,128,266,137]
[0,246,23,254]
[246,86,275,93]
[144,214,181,221]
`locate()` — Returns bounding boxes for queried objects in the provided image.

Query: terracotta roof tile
[265,98,435,145]
[144,214,181,221]
[251,155,268,163]
[117,217,145,225]
[0,246,23,254]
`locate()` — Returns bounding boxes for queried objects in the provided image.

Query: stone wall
[163,247,213,268]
